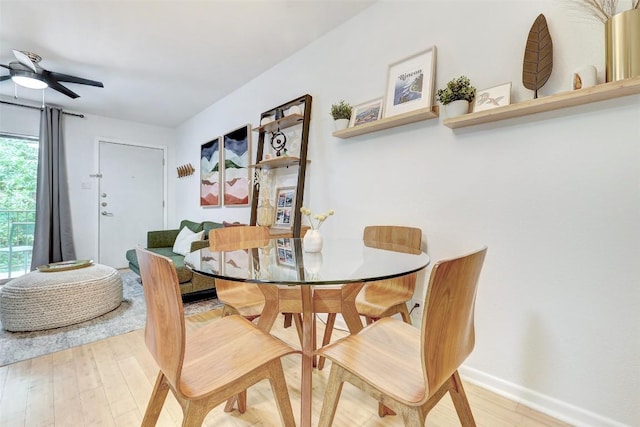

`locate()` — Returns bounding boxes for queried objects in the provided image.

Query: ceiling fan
[0,50,103,99]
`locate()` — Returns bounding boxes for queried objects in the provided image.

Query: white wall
[173,1,640,425]
[0,103,176,262]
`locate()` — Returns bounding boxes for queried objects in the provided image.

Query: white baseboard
[459,366,629,427]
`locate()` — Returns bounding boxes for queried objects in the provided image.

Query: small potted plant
[436,76,476,118]
[330,100,352,131]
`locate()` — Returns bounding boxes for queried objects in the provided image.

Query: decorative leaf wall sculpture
[523,14,553,99]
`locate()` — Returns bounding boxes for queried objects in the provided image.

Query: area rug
[0,270,221,366]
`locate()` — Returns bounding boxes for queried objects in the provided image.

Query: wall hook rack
[177,163,195,178]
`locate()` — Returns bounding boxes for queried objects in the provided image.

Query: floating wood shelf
[332,106,439,139]
[443,76,640,129]
[249,156,309,169]
[253,114,304,133]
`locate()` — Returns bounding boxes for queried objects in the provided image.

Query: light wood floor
[0,308,571,426]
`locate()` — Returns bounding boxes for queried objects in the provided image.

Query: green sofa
[125,219,223,296]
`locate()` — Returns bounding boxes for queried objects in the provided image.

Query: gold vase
[605,9,640,82]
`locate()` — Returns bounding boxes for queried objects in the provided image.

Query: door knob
[101,211,113,216]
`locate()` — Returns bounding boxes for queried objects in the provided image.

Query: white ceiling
[0,0,374,127]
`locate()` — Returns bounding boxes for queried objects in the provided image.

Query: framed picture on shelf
[472,82,512,112]
[349,98,384,127]
[273,186,296,229]
[222,124,251,207]
[276,238,296,267]
[200,136,221,207]
[383,46,437,119]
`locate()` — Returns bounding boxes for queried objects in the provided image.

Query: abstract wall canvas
[200,136,221,207]
[222,124,251,206]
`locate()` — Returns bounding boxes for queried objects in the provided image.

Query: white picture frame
[349,98,384,127]
[273,186,296,229]
[472,82,512,112]
[383,46,437,118]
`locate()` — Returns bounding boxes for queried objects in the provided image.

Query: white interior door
[98,140,165,268]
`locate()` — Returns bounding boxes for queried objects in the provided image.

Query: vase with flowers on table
[300,207,334,252]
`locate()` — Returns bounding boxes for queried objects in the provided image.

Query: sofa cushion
[172,227,204,256]
[223,221,247,227]
[147,229,180,248]
[202,221,224,239]
[180,219,204,233]
[127,247,192,284]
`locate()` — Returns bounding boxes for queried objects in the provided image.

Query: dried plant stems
[561,0,631,23]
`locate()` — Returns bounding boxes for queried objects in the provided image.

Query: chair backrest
[136,248,186,392]
[209,225,270,251]
[421,247,487,397]
[357,225,423,304]
[363,225,422,253]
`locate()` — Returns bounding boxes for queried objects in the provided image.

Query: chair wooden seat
[317,247,488,427]
[320,317,424,404]
[180,315,295,399]
[213,278,265,319]
[318,225,422,370]
[355,275,416,320]
[136,248,297,426]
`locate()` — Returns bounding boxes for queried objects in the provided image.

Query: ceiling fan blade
[47,70,103,87]
[12,50,37,73]
[46,79,80,99]
[0,75,11,82]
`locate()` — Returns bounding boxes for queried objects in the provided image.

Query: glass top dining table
[185,237,430,427]
[184,237,429,285]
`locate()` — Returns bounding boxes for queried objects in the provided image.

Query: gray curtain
[30,107,76,269]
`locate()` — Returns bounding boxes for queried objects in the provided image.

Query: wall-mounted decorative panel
[222,124,251,206]
[200,137,221,207]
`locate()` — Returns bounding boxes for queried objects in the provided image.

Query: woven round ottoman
[0,264,122,332]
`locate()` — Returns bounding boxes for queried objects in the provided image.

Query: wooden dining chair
[135,248,297,427]
[209,225,304,332]
[209,225,270,321]
[316,247,487,427]
[209,225,306,412]
[317,225,422,370]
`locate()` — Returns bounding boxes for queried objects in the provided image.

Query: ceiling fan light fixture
[11,73,48,90]
[2,50,102,99]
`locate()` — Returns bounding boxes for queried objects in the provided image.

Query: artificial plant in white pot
[436,76,476,118]
[330,100,352,131]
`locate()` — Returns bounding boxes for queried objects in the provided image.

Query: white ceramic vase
[445,100,469,118]
[303,229,323,252]
[303,251,323,275]
[333,119,349,131]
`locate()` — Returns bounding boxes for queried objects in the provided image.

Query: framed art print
[383,46,436,118]
[472,82,512,112]
[276,238,296,267]
[273,186,296,229]
[200,136,221,207]
[349,98,384,127]
[222,124,251,206]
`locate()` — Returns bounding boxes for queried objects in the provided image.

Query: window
[0,134,38,279]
